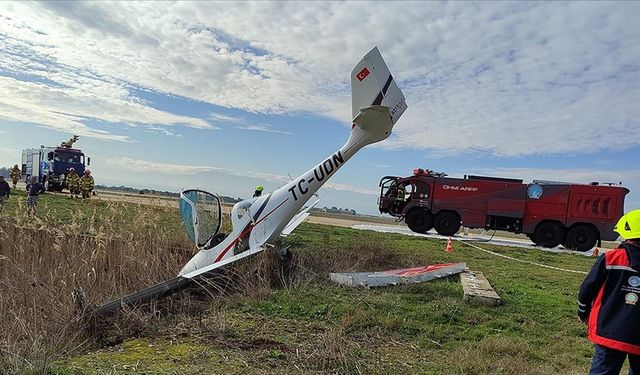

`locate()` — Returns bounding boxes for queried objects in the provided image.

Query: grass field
[0,189,605,374]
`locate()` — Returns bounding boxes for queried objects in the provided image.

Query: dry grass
[1,194,598,374]
[0,198,195,374]
[0,194,399,374]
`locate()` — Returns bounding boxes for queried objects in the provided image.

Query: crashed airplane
[97,47,408,313]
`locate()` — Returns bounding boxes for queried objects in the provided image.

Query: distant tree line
[310,206,357,215]
[0,167,9,178]
[94,184,243,204]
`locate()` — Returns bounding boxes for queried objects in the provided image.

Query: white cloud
[0,74,212,141]
[208,112,291,134]
[0,2,638,154]
[208,112,246,125]
[237,124,292,135]
[0,146,20,166]
[104,156,376,195]
[105,156,223,175]
[0,8,214,141]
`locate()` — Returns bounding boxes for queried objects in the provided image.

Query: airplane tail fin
[351,47,407,127]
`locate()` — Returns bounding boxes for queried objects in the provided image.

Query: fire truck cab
[379,169,629,251]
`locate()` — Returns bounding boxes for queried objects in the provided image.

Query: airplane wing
[281,198,319,237]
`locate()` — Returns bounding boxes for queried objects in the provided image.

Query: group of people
[66,167,95,199]
[0,165,95,215]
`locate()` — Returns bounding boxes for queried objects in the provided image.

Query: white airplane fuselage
[179,47,407,278]
[179,118,387,277]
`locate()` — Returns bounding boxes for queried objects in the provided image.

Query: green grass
[53,225,597,374]
[1,190,600,374]
[1,188,186,238]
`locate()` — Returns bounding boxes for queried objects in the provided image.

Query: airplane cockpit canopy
[230,196,259,232]
[179,189,222,249]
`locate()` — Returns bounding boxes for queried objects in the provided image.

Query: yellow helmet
[256,185,264,192]
[614,209,640,240]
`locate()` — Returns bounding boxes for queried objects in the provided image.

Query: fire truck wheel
[434,211,461,237]
[533,222,565,248]
[406,209,433,233]
[565,225,598,252]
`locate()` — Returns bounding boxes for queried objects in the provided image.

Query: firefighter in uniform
[10,164,21,189]
[578,209,640,374]
[67,167,80,198]
[80,169,94,199]
[393,183,406,212]
[396,184,406,202]
[253,185,264,198]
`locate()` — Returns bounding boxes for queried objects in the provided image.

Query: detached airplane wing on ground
[96,47,408,314]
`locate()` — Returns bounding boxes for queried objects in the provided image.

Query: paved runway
[351,224,602,257]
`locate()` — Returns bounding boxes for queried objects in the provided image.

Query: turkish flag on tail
[356,67,370,81]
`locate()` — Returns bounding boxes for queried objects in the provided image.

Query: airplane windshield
[179,190,222,248]
[234,197,257,221]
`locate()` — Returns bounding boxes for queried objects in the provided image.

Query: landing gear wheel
[565,225,598,252]
[533,222,565,248]
[434,212,461,237]
[405,209,433,233]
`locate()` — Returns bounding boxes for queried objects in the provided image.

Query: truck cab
[379,170,443,235]
[379,175,432,217]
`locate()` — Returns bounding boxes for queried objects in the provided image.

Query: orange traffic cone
[592,247,599,257]
[445,237,454,252]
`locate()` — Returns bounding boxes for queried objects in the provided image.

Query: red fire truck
[378,169,629,251]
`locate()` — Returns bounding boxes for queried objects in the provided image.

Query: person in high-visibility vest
[80,169,94,199]
[67,167,80,198]
[396,184,406,202]
[392,184,406,212]
[578,209,640,373]
[10,164,21,189]
[253,185,264,198]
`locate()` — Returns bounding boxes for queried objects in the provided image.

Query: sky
[0,1,639,215]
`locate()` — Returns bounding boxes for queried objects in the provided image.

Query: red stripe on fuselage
[213,198,290,263]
